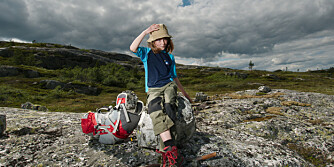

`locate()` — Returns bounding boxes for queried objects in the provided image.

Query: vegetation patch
[58,64,142,88]
[2,41,334,112]
[227,92,285,99]
[307,119,329,126]
[281,101,311,107]
[266,107,284,116]
[287,143,332,166]
[243,115,276,122]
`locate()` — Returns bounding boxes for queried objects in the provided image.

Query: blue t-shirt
[133,47,177,92]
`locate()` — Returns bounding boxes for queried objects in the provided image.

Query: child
[130,24,192,167]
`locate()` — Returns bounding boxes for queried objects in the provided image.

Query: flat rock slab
[0,89,333,166]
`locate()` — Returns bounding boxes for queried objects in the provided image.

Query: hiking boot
[156,146,184,167]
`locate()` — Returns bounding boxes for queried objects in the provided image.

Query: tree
[249,60,254,71]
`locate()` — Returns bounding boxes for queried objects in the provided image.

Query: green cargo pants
[147,81,178,150]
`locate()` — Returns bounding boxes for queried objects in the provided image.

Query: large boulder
[0,65,40,78]
[0,66,19,77]
[137,95,195,149]
[24,70,40,78]
[40,80,65,89]
[195,92,208,102]
[64,83,101,96]
[258,86,271,93]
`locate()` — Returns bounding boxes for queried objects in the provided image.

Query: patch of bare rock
[0,88,333,166]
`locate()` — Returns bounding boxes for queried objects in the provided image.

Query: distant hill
[0,41,142,70]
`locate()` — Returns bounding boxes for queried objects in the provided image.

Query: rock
[0,65,41,78]
[262,74,282,80]
[0,66,19,77]
[225,72,249,79]
[40,80,101,95]
[258,86,271,93]
[24,70,40,78]
[0,115,5,136]
[21,102,48,112]
[21,102,33,109]
[195,92,208,102]
[40,80,65,89]
[0,89,333,166]
[64,83,101,96]
[1,46,141,70]
[11,127,34,136]
[200,67,221,72]
[137,95,195,149]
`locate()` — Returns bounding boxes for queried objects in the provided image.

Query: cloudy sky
[1,0,334,71]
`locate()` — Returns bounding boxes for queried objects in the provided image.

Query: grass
[243,116,277,122]
[1,41,334,112]
[1,65,333,112]
[281,101,312,107]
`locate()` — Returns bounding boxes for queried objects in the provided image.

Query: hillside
[0,41,333,166]
[1,41,334,112]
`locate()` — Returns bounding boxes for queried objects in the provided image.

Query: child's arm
[130,24,160,53]
[174,77,193,103]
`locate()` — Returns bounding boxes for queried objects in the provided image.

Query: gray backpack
[81,91,143,144]
[136,94,195,149]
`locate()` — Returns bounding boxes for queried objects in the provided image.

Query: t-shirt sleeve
[133,47,149,61]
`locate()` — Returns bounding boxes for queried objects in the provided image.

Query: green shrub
[8,48,41,66]
[47,86,75,99]
[0,85,26,106]
[59,63,142,88]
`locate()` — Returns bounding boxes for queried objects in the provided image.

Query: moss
[256,92,268,96]
[281,101,311,107]
[228,92,285,99]
[30,127,36,134]
[307,119,326,126]
[287,143,331,166]
[243,116,276,122]
[266,107,285,116]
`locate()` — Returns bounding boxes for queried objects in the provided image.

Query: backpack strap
[95,109,121,134]
[137,100,145,115]
[112,110,121,133]
[94,106,121,134]
[121,103,130,122]
[96,126,116,144]
[115,101,131,123]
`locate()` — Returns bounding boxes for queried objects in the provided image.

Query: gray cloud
[1,0,334,71]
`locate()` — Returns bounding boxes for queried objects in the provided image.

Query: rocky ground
[0,89,333,167]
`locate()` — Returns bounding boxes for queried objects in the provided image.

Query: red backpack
[81,91,143,144]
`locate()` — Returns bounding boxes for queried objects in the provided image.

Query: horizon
[1,39,332,73]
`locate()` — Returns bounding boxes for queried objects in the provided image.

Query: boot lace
[156,146,178,167]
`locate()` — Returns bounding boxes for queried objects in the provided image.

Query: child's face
[153,38,168,51]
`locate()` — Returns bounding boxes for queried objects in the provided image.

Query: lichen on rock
[0,89,333,166]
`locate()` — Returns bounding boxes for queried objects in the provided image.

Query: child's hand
[145,24,160,34]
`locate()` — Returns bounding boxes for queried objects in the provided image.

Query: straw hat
[147,24,172,42]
